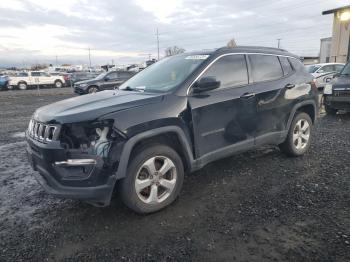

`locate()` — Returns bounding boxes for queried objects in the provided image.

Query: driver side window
[107,72,118,80]
[199,54,248,90]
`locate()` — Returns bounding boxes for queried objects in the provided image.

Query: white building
[319,37,332,63]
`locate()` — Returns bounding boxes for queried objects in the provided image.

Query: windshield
[119,54,209,92]
[306,65,321,73]
[340,62,350,75]
[95,72,108,80]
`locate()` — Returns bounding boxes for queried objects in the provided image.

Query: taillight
[63,75,70,81]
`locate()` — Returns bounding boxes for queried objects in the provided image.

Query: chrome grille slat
[27,119,59,143]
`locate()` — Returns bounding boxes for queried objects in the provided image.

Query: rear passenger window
[279,57,293,76]
[200,54,248,89]
[249,55,283,82]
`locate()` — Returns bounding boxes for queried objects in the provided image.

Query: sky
[0,0,349,67]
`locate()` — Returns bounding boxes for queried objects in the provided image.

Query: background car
[70,72,100,85]
[306,63,344,78]
[73,70,135,94]
[323,61,350,114]
[0,75,9,90]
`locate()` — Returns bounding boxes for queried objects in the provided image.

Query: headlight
[324,84,333,95]
[79,83,88,88]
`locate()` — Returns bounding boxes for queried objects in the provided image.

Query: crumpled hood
[331,76,350,89]
[34,90,163,123]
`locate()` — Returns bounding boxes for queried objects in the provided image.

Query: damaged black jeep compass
[26,46,318,213]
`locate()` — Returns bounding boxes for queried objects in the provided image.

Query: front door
[101,72,121,90]
[188,54,257,158]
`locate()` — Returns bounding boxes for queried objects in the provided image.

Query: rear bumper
[26,133,116,206]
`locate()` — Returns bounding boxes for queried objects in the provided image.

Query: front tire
[87,86,99,93]
[120,144,184,214]
[279,112,312,157]
[18,82,27,90]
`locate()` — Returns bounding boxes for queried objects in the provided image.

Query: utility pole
[277,38,282,48]
[156,28,160,61]
[88,47,92,68]
[55,55,58,66]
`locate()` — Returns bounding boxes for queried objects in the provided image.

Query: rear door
[188,54,257,158]
[248,54,296,143]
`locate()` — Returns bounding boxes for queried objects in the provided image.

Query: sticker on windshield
[185,55,209,60]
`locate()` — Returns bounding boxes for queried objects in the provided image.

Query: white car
[306,63,344,78]
[9,71,65,90]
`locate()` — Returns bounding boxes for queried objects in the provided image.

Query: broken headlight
[60,120,116,158]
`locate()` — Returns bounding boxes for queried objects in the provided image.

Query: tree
[227,38,237,48]
[165,46,185,57]
[30,64,48,70]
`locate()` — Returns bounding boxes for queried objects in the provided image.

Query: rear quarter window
[248,54,283,82]
[288,58,307,73]
[279,56,293,76]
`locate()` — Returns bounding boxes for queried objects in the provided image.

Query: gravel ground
[0,88,349,262]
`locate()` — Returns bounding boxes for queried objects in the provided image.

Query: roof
[180,46,299,58]
[322,5,350,15]
[215,46,298,58]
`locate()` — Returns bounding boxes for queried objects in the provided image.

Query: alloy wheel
[135,156,177,204]
[293,119,310,150]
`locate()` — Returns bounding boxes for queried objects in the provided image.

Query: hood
[34,90,163,123]
[74,78,96,85]
[331,76,350,89]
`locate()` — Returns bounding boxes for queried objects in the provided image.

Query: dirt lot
[0,88,349,262]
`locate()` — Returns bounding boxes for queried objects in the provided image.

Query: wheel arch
[115,126,194,181]
[286,100,317,132]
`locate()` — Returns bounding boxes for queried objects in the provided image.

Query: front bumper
[73,86,87,95]
[26,132,116,206]
[324,95,350,110]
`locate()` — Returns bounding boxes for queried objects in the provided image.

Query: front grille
[334,90,350,97]
[28,119,60,143]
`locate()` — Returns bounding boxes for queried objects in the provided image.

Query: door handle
[240,92,255,99]
[285,83,295,89]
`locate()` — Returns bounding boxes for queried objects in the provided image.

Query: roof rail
[216,46,288,52]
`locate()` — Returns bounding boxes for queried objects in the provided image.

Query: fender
[115,126,195,180]
[284,99,317,138]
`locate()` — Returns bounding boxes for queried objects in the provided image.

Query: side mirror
[192,76,220,93]
[317,69,324,73]
[104,76,110,81]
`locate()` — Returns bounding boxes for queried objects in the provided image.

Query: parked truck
[9,71,65,90]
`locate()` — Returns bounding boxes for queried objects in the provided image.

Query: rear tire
[54,80,63,88]
[279,112,312,157]
[324,104,337,115]
[120,144,184,214]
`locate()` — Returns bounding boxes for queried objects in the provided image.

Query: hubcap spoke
[146,184,159,204]
[301,121,309,132]
[158,159,175,176]
[135,178,152,193]
[143,157,157,174]
[159,178,176,191]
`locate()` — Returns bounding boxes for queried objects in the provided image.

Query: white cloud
[134,0,183,23]
[0,0,27,11]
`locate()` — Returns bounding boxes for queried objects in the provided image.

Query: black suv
[26,46,318,213]
[323,61,350,114]
[74,70,135,95]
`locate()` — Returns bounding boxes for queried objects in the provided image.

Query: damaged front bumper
[26,132,118,206]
